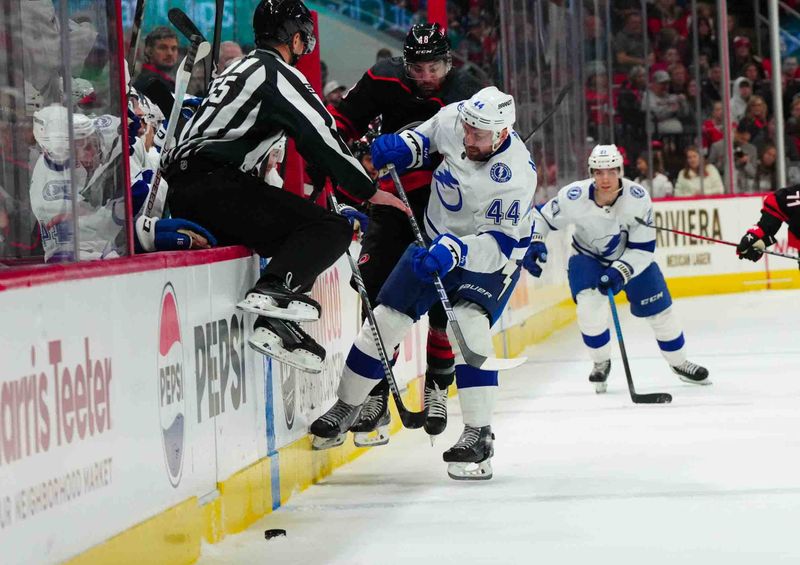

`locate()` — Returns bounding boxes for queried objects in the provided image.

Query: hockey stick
[211,0,225,79]
[634,217,800,263]
[603,281,673,404]
[143,37,211,217]
[126,0,147,73]
[329,193,426,429]
[522,82,573,143]
[386,165,527,371]
[167,8,210,94]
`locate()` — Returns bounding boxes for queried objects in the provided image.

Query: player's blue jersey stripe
[483,230,518,258]
[627,239,656,252]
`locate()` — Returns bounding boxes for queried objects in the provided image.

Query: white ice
[199,290,800,565]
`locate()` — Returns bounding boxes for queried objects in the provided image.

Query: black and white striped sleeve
[270,64,376,202]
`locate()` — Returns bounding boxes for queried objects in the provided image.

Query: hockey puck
[264,529,287,540]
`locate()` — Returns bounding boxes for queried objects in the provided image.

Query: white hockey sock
[646,307,687,366]
[576,289,612,363]
[337,305,413,406]
[445,302,494,366]
[458,385,498,428]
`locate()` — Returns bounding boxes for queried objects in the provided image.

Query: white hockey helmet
[587,144,624,175]
[71,78,96,109]
[33,104,96,164]
[459,86,516,150]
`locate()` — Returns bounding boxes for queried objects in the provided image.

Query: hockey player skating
[330,23,482,446]
[736,185,800,267]
[523,145,709,393]
[310,87,536,481]
[163,0,408,374]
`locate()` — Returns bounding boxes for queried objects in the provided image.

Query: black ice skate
[671,360,711,385]
[443,425,494,481]
[310,399,361,450]
[237,276,321,322]
[424,380,448,441]
[350,391,391,448]
[589,360,611,394]
[248,316,325,374]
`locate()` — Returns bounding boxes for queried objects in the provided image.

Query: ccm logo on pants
[640,291,664,306]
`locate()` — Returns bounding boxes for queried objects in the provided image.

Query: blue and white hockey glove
[136,216,218,252]
[336,203,370,234]
[371,131,430,174]
[597,263,631,296]
[522,236,548,278]
[411,234,467,282]
[127,108,142,155]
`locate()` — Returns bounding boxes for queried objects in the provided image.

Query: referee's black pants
[167,166,352,292]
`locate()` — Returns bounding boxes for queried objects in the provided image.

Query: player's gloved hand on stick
[336,203,369,234]
[137,216,218,252]
[598,267,626,296]
[736,227,776,262]
[522,237,548,278]
[371,133,413,174]
[411,234,467,282]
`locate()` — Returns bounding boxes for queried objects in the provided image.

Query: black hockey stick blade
[168,8,208,42]
[633,392,673,404]
[523,82,573,143]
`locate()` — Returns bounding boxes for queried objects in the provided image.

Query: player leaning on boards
[329,23,482,447]
[162,0,407,374]
[736,185,800,267]
[311,87,537,481]
[522,145,709,393]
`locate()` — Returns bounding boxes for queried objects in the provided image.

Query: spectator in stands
[674,146,724,196]
[635,153,674,198]
[616,65,647,149]
[652,46,681,75]
[692,16,717,63]
[730,77,752,123]
[681,78,701,134]
[739,95,771,149]
[648,0,689,39]
[752,142,778,193]
[323,81,347,109]
[133,26,178,94]
[782,58,800,119]
[702,101,724,151]
[642,70,687,135]
[584,14,606,64]
[785,97,800,160]
[585,64,611,140]
[376,48,392,63]
[614,12,647,74]
[218,41,244,73]
[731,36,764,79]
[669,63,689,96]
[701,62,723,112]
[709,124,757,192]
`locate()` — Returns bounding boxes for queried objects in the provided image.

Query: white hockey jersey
[532,177,656,278]
[409,103,538,273]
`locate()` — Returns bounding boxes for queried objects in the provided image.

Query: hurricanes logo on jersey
[433,167,463,212]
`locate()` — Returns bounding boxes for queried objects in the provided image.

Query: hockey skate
[237,276,321,322]
[443,425,494,481]
[589,360,611,394]
[249,316,325,374]
[350,391,391,448]
[671,360,711,385]
[310,399,361,450]
[424,380,448,441]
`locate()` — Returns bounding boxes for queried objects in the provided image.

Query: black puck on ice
[264,528,287,540]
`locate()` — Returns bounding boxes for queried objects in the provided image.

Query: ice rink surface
[200,290,800,565]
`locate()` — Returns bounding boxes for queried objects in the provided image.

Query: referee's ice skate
[350,390,391,447]
[238,275,321,322]
[443,425,495,481]
[310,399,362,450]
[249,316,325,374]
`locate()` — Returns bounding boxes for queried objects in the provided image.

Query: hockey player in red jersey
[736,186,800,265]
[329,23,482,445]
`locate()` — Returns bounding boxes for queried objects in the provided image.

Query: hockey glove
[336,203,370,234]
[597,263,631,296]
[127,108,142,155]
[411,234,467,282]
[136,216,218,252]
[737,227,776,262]
[371,131,430,175]
[522,237,548,278]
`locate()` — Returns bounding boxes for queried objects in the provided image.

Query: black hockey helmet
[253,0,316,54]
[403,23,450,64]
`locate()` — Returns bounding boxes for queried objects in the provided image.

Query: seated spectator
[730,77,752,123]
[616,65,647,148]
[681,78,701,134]
[218,41,244,73]
[642,70,688,135]
[674,145,724,196]
[731,36,765,79]
[584,14,607,64]
[701,62,723,112]
[691,16,717,63]
[323,81,347,109]
[585,65,611,139]
[785,97,800,160]
[752,143,778,193]
[669,63,689,96]
[739,95,771,149]
[614,12,647,74]
[702,101,725,150]
[634,153,674,198]
[649,0,689,38]
[708,124,757,191]
[651,45,681,75]
[782,57,800,119]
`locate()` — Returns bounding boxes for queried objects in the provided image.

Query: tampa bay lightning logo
[550,198,561,217]
[567,186,582,200]
[593,232,623,257]
[490,163,512,183]
[94,115,112,129]
[433,167,462,212]
[43,181,70,201]
[630,185,646,198]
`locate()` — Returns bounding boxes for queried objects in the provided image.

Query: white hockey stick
[143,37,211,217]
[386,166,527,371]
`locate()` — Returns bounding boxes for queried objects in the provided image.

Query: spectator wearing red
[585,65,611,139]
[648,0,689,38]
[739,95,772,149]
[731,36,765,79]
[702,101,724,150]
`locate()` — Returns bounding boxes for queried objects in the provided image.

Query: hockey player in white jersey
[310,87,537,480]
[523,144,709,392]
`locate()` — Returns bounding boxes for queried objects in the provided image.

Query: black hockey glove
[736,228,776,262]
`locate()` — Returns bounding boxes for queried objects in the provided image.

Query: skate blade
[447,460,493,481]
[429,435,437,447]
[353,426,390,448]
[594,381,608,394]
[312,434,346,450]
[237,295,319,322]
[679,375,712,386]
[248,335,323,374]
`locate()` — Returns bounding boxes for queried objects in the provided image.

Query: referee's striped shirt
[164,48,376,202]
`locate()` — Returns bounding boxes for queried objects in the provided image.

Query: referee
[164,0,408,372]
